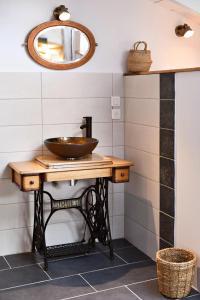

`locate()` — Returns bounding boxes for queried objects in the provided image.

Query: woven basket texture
[156,248,196,299]
[128,41,152,73]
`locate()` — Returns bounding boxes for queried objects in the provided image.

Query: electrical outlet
[112,108,121,120]
[111,96,120,107]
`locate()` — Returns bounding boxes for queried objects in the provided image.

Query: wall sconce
[53,5,71,21]
[175,24,194,38]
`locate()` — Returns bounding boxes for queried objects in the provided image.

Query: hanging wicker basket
[156,248,196,299]
[128,41,152,73]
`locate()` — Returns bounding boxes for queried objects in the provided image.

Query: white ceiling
[149,0,200,25]
[176,0,200,13]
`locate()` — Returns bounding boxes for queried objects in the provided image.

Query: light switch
[112,108,121,120]
[111,96,120,107]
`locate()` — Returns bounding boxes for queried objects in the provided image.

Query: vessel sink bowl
[44,137,99,159]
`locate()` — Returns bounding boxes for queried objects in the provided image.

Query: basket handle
[133,41,148,51]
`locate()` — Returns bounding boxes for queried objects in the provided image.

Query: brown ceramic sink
[44,137,99,159]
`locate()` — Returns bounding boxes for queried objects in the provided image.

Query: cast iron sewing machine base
[32,178,114,270]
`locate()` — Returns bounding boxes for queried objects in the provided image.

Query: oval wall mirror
[27,21,97,70]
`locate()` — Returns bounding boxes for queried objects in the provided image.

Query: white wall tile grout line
[160,211,174,219]
[125,145,159,156]
[125,120,159,129]
[43,97,113,100]
[160,155,175,162]
[125,214,159,235]
[160,183,174,191]
[125,286,143,300]
[79,274,97,292]
[128,171,159,184]
[3,256,12,269]
[125,97,160,100]
[159,237,173,246]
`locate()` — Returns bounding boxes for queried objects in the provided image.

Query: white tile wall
[125,193,159,236]
[0,73,41,99]
[126,172,159,210]
[43,98,112,124]
[42,73,112,98]
[125,74,160,99]
[125,98,159,127]
[125,123,159,155]
[0,126,42,152]
[0,72,124,255]
[125,217,159,260]
[125,147,159,181]
[124,74,160,259]
[0,99,42,126]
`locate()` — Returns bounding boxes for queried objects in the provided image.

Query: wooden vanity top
[9,154,133,191]
[9,155,133,175]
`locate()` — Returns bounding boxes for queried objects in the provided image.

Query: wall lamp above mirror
[26,5,97,70]
[175,24,194,38]
[53,5,71,21]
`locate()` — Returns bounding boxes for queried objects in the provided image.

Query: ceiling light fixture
[175,24,194,38]
[53,5,71,21]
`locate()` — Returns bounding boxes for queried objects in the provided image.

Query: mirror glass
[34,26,90,64]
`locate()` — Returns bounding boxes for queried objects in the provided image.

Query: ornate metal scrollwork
[32,177,113,270]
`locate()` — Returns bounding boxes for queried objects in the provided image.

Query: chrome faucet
[80,116,92,138]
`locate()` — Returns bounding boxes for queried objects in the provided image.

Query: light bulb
[184,30,194,38]
[59,11,71,21]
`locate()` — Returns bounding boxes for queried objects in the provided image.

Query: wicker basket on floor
[156,248,196,299]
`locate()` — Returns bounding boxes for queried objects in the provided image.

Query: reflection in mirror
[34,26,90,64]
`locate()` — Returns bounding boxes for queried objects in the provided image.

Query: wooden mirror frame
[27,20,97,70]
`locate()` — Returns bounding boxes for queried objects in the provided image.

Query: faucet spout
[80,116,92,138]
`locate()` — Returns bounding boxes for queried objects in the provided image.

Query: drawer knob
[29,180,34,185]
[121,172,125,177]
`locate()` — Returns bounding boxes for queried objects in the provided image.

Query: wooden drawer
[111,168,129,183]
[23,176,40,191]
[45,168,112,182]
[13,171,40,191]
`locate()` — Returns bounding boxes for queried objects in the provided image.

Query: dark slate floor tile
[0,265,48,290]
[5,252,43,268]
[71,287,138,300]
[82,260,156,291]
[0,257,9,270]
[0,275,93,300]
[112,239,132,249]
[45,252,125,279]
[128,278,199,300]
[115,246,150,263]
[186,295,200,299]
[92,239,132,253]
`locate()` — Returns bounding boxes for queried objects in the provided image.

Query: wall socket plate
[112,108,121,120]
[111,96,120,107]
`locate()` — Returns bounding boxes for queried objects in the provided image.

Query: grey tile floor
[0,239,198,300]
